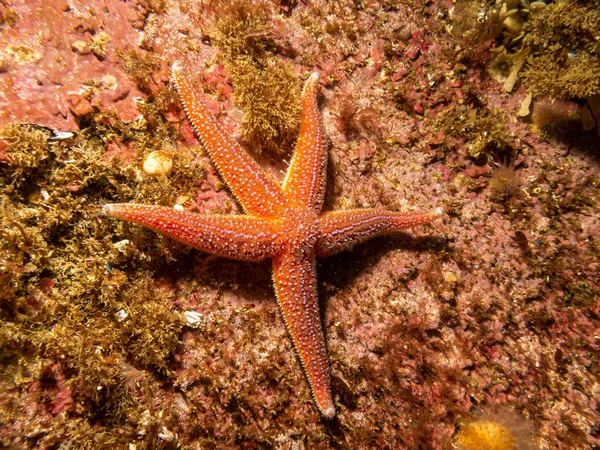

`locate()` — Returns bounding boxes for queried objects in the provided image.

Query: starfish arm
[316,208,443,256]
[172,62,287,217]
[282,73,327,210]
[103,204,281,261]
[272,249,335,418]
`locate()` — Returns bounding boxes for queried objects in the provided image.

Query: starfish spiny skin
[103,63,443,418]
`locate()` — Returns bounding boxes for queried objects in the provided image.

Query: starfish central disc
[276,207,320,253]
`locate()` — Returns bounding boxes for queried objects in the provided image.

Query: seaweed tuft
[522,53,600,100]
[434,106,515,161]
[208,0,301,154]
[0,124,53,188]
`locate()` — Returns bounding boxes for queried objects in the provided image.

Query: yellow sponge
[456,420,517,450]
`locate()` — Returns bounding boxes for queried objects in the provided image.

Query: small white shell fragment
[115,309,128,322]
[183,311,204,328]
[49,131,75,141]
[158,426,176,442]
[114,239,132,252]
[143,150,173,177]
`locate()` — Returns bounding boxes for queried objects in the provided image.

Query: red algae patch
[0,0,145,130]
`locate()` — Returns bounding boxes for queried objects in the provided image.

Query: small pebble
[143,150,173,177]
[71,40,90,55]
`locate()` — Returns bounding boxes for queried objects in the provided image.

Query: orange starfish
[103,62,443,418]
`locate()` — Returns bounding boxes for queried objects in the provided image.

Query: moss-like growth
[0,92,203,445]
[208,0,301,154]
[523,0,600,57]
[522,53,600,99]
[209,0,274,61]
[227,57,301,154]
[521,0,600,98]
[450,0,504,44]
[118,274,183,372]
[434,106,515,160]
[0,124,53,188]
[454,0,600,99]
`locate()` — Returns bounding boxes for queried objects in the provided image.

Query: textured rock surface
[0,0,598,449]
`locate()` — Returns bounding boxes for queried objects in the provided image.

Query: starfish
[103,62,443,418]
